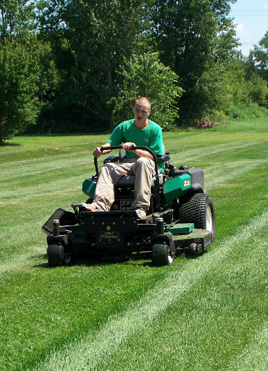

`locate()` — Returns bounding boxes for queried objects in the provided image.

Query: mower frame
[42,145,216,266]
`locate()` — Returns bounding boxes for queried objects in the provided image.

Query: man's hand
[123,142,154,160]
[93,142,111,157]
[93,147,102,158]
[123,142,136,150]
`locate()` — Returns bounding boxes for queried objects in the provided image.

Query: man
[82,97,164,218]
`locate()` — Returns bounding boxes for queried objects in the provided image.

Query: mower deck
[43,207,213,263]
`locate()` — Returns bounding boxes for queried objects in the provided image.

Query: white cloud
[235,23,251,37]
[234,23,253,56]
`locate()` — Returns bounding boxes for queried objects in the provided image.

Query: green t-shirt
[108,119,164,172]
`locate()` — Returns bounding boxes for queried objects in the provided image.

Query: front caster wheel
[189,242,203,256]
[152,243,175,266]
[47,243,72,267]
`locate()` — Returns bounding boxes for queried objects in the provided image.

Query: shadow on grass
[0,142,21,147]
[34,252,155,268]
[33,246,202,269]
[33,248,206,270]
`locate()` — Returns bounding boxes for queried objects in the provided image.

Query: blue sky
[230,0,268,56]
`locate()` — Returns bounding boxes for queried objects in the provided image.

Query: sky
[230,0,268,56]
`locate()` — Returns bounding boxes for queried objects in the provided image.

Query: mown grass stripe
[228,324,268,370]
[0,248,45,275]
[205,158,268,188]
[94,234,268,370]
[2,136,267,182]
[170,140,268,164]
[34,208,268,370]
[0,152,92,181]
[2,155,266,207]
[0,175,85,205]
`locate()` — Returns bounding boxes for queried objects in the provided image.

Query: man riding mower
[42,97,216,266]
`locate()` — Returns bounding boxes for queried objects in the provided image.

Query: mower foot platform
[173,229,213,255]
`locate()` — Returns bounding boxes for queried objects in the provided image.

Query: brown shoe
[134,208,147,219]
[80,203,97,211]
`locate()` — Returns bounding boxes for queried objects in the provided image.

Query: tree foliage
[247,74,268,108]
[249,31,268,81]
[0,43,38,143]
[0,0,267,141]
[112,52,183,129]
[36,0,155,131]
[151,0,238,124]
[0,1,39,143]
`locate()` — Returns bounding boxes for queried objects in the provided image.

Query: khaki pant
[91,157,155,211]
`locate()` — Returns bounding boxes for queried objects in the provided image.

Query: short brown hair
[135,97,151,111]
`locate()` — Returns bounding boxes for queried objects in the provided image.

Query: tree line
[0,0,267,143]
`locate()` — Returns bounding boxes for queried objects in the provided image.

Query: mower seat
[115,173,164,188]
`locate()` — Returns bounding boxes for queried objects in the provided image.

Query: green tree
[247,73,268,107]
[0,0,40,143]
[218,56,268,116]
[249,31,268,81]
[0,0,36,43]
[36,0,155,132]
[224,58,250,107]
[112,52,183,130]
[0,42,40,144]
[151,0,238,125]
[0,0,62,141]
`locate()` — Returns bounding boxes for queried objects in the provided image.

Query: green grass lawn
[1,116,268,370]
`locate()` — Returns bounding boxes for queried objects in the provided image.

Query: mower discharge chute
[42,146,216,266]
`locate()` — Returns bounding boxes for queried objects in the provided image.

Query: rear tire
[179,193,216,239]
[47,243,72,267]
[152,242,175,266]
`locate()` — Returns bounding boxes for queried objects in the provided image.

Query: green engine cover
[167,223,194,235]
[163,174,191,206]
[82,178,96,198]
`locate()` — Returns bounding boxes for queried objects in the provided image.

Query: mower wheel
[179,193,216,239]
[189,243,203,256]
[152,242,175,266]
[47,243,72,267]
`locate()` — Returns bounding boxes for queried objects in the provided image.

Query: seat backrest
[119,148,126,161]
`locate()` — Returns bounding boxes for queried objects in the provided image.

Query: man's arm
[122,142,154,161]
[92,142,111,158]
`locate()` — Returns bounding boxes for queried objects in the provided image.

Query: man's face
[133,102,151,124]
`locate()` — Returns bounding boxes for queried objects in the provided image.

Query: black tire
[47,243,72,267]
[189,243,200,256]
[179,193,216,239]
[152,242,175,266]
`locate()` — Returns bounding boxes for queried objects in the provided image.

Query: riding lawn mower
[42,146,216,266]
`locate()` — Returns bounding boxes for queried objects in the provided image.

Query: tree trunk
[107,68,115,132]
[0,121,3,145]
